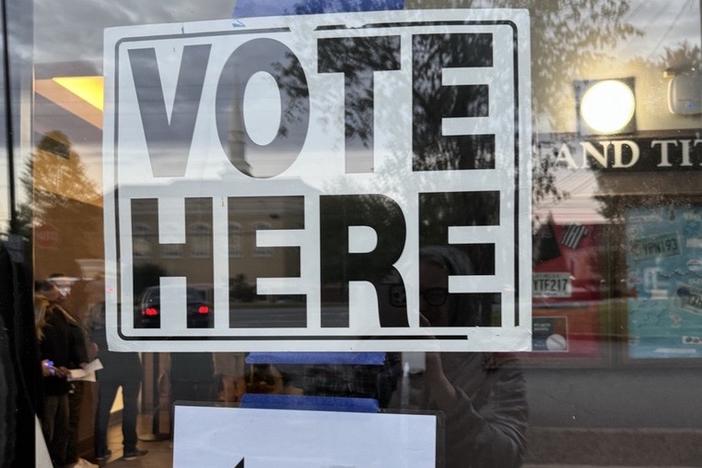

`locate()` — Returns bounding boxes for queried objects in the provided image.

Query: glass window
[0,1,701,467]
[189,223,212,258]
[252,222,273,258]
[228,221,243,258]
[131,223,152,259]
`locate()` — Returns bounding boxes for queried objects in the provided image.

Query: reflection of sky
[462,0,700,62]
[33,1,701,66]
[33,0,234,66]
[615,0,701,60]
[28,0,702,223]
[233,0,403,17]
[33,0,404,66]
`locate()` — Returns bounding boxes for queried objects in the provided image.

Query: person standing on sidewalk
[47,275,98,468]
[86,301,147,463]
[35,281,78,466]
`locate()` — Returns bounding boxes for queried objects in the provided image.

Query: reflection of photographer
[243,244,527,467]
[393,246,528,468]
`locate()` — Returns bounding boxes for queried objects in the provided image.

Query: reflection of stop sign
[36,224,59,250]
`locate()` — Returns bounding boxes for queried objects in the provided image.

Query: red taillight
[143,307,159,317]
[197,305,209,315]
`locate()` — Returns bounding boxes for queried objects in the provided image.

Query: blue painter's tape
[245,352,386,366]
[241,393,380,413]
[234,0,404,18]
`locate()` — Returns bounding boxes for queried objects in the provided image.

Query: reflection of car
[136,286,213,329]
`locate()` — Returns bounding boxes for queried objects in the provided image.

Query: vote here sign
[103,9,532,352]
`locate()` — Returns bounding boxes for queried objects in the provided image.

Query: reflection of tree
[655,40,701,71]
[273,2,642,308]
[512,0,638,205]
[508,1,638,119]
[579,42,701,228]
[589,38,701,301]
[15,131,102,270]
[250,3,644,305]
[230,273,256,302]
[593,37,702,221]
[276,1,638,207]
[27,131,100,218]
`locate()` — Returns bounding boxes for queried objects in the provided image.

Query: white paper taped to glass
[173,405,437,468]
[102,9,533,352]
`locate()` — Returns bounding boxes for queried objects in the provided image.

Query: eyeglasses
[388,286,449,307]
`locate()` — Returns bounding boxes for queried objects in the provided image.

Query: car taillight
[143,307,159,317]
[197,305,209,315]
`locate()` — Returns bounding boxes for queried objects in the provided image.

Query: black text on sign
[103,9,532,352]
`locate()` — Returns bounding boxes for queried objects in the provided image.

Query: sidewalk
[525,426,702,467]
[525,466,699,468]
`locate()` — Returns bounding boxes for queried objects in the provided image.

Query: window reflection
[7,1,701,468]
[228,221,242,258]
[131,223,152,258]
[251,222,273,258]
[190,223,212,258]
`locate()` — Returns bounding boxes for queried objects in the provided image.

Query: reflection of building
[226,79,251,176]
[128,182,303,303]
[16,4,702,466]
[528,220,604,357]
[31,131,104,282]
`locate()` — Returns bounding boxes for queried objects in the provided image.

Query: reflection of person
[46,275,94,468]
[65,322,94,468]
[35,280,79,466]
[404,246,528,468]
[251,246,527,467]
[86,302,147,463]
[1,243,41,468]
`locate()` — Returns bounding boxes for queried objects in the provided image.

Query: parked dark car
[135,286,213,329]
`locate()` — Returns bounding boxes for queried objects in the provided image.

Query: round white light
[580,80,635,134]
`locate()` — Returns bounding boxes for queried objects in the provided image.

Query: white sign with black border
[103,9,532,352]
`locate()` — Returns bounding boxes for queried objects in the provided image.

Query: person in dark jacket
[35,281,81,466]
[0,280,16,468]
[0,242,40,468]
[45,274,93,468]
[398,246,528,468]
[86,302,147,463]
[261,246,528,468]
[65,315,90,466]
